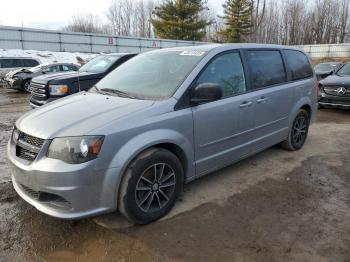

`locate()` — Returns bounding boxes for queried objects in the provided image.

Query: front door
[192,51,255,176]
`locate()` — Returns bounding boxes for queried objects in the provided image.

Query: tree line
[64,0,350,45]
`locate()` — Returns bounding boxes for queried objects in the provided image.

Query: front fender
[107,128,195,194]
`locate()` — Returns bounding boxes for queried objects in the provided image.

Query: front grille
[20,184,72,209]
[21,184,40,199]
[323,86,350,97]
[13,129,45,163]
[22,133,45,148]
[30,81,47,101]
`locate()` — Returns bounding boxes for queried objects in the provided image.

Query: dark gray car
[7,44,317,224]
[5,63,80,92]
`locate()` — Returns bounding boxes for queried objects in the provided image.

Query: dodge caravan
[7,44,317,224]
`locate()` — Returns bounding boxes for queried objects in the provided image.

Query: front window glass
[336,63,350,76]
[79,55,120,73]
[196,52,246,98]
[95,50,206,100]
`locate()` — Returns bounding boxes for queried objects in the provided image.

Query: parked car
[7,44,317,224]
[0,57,40,81]
[29,53,136,108]
[314,62,343,80]
[318,62,350,109]
[5,63,80,92]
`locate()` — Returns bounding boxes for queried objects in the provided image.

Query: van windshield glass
[79,56,120,73]
[94,50,206,100]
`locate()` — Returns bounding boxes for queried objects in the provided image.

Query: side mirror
[191,83,223,104]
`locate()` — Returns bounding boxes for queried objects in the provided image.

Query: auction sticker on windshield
[180,51,205,56]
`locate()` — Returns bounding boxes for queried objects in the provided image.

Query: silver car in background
[7,44,317,224]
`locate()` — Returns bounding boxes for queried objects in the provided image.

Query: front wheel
[281,109,310,151]
[118,148,183,224]
[23,80,31,93]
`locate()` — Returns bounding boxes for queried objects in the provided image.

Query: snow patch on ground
[0,49,98,65]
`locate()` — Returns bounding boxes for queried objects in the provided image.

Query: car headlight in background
[49,84,69,96]
[47,136,104,164]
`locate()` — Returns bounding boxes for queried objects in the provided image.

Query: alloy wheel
[135,163,176,213]
[292,115,307,147]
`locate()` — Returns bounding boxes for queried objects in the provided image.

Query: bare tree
[64,13,107,34]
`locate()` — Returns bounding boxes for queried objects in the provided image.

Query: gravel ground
[0,87,350,262]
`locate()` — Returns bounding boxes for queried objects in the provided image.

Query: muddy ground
[0,87,350,262]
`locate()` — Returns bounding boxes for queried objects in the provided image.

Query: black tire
[318,104,324,109]
[281,109,310,151]
[23,80,31,93]
[118,148,183,224]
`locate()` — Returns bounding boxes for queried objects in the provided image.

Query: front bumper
[318,93,350,109]
[5,78,23,89]
[7,140,121,219]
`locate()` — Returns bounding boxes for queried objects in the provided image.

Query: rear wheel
[281,109,310,151]
[118,148,183,224]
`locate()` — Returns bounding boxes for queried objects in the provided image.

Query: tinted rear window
[22,59,39,67]
[284,50,313,80]
[246,50,286,89]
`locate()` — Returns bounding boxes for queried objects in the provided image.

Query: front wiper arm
[100,88,137,99]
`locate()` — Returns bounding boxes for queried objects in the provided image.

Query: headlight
[47,136,104,164]
[49,85,69,96]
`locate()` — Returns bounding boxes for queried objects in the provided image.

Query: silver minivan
[7,44,317,224]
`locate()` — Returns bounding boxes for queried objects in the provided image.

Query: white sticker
[180,51,205,56]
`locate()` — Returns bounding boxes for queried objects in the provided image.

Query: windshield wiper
[100,88,137,99]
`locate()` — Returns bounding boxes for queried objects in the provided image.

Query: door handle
[256,97,267,103]
[240,101,252,108]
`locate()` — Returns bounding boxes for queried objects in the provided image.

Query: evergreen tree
[151,0,211,41]
[220,0,253,43]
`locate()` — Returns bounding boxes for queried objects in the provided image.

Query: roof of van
[153,43,305,52]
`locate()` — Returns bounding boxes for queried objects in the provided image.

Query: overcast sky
[0,0,224,30]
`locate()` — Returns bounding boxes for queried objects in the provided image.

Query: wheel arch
[107,129,195,209]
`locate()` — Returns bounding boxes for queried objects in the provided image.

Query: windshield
[336,63,350,76]
[315,63,339,72]
[29,64,48,73]
[95,50,206,100]
[79,56,120,73]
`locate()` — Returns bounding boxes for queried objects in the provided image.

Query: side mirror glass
[191,83,223,104]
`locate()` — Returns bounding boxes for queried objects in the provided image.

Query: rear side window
[247,50,286,89]
[0,59,21,68]
[196,52,246,98]
[284,50,313,80]
[23,59,39,67]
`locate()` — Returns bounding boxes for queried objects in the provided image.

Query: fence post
[58,32,62,52]
[19,29,24,50]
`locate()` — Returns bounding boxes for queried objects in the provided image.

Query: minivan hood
[16,92,154,138]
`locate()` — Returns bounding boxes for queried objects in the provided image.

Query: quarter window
[196,52,246,98]
[284,50,313,80]
[247,50,286,89]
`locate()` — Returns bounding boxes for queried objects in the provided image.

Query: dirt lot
[1,87,350,262]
